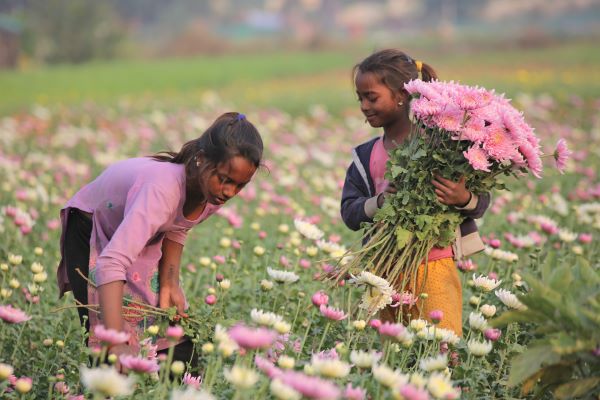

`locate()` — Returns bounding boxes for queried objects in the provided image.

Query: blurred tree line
[2,0,125,65]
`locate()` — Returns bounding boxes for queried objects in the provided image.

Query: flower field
[0,89,599,399]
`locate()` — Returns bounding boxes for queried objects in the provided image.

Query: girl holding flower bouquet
[341,50,491,335]
[56,112,263,363]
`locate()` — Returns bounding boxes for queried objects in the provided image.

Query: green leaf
[395,227,412,250]
[554,376,600,399]
[390,165,407,178]
[508,343,561,387]
[410,148,427,160]
[548,265,572,291]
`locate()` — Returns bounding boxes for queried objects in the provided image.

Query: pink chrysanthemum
[404,79,437,98]
[410,98,444,118]
[553,139,571,174]
[463,146,491,172]
[319,304,348,321]
[93,324,130,345]
[0,305,31,324]
[166,325,185,341]
[519,143,543,178]
[344,383,367,400]
[390,291,418,307]
[398,383,430,400]
[377,322,405,338]
[228,324,277,350]
[482,124,517,162]
[279,370,341,399]
[255,355,282,378]
[459,117,487,143]
[118,355,160,373]
[456,87,489,110]
[182,372,202,389]
[434,107,464,132]
[311,291,329,307]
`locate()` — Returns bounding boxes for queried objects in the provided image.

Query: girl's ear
[394,91,409,107]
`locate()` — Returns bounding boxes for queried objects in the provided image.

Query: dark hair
[353,49,438,96]
[151,112,263,202]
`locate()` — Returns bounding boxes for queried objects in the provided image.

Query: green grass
[1,40,599,116]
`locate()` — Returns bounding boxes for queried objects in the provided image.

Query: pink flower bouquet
[341,80,543,287]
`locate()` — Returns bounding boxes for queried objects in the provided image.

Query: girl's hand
[432,175,471,207]
[159,284,189,319]
[377,182,398,208]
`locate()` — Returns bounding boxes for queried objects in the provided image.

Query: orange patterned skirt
[380,257,463,336]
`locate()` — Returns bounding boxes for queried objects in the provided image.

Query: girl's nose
[222,184,236,198]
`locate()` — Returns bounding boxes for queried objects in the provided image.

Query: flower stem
[317,321,331,353]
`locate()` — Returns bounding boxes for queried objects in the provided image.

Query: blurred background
[1,0,599,115]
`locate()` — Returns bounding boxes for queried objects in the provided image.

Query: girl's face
[355,71,406,128]
[204,155,257,205]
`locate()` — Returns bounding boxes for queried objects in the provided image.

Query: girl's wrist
[377,192,385,208]
[457,192,472,208]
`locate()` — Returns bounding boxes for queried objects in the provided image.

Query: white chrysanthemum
[495,289,527,310]
[419,354,448,372]
[396,329,415,347]
[171,387,216,400]
[350,350,382,369]
[410,372,428,389]
[315,239,346,254]
[293,219,324,241]
[250,309,283,326]
[418,327,461,345]
[224,366,259,389]
[575,202,600,228]
[427,372,460,399]
[484,247,519,262]
[373,364,409,388]
[527,214,560,229]
[549,193,569,216]
[80,366,135,397]
[409,318,429,331]
[267,267,299,283]
[270,379,302,400]
[310,356,351,379]
[214,325,239,356]
[468,312,488,331]
[330,248,352,266]
[349,272,394,313]
[467,339,493,356]
[472,274,502,292]
[558,229,577,243]
[480,304,497,318]
[350,271,393,292]
[214,324,230,342]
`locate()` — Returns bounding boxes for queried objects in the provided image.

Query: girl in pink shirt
[57,112,263,366]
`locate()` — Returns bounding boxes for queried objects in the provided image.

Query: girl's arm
[99,281,136,362]
[98,280,126,331]
[341,162,374,231]
[158,237,188,318]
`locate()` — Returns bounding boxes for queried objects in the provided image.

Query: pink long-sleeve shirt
[57,157,220,350]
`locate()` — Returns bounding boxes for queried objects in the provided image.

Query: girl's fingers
[434,189,448,199]
[433,184,451,197]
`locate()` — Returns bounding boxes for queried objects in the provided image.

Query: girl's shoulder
[128,158,185,198]
[353,136,381,158]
